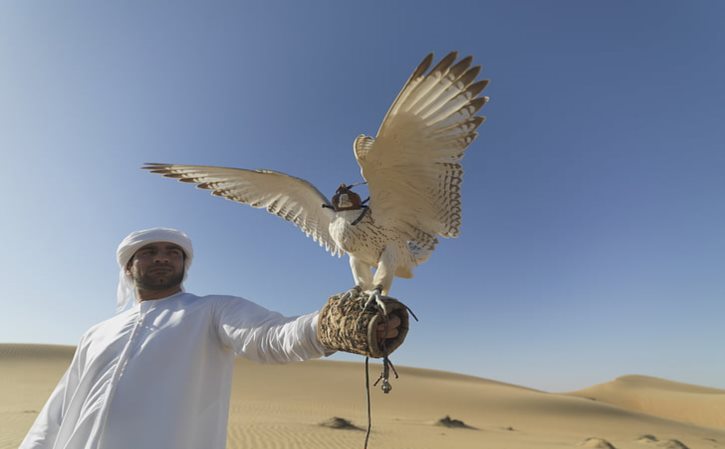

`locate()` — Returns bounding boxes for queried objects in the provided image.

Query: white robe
[20,292,328,449]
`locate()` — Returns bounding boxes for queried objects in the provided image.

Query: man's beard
[134,268,184,291]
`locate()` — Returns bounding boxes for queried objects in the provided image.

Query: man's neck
[137,286,182,301]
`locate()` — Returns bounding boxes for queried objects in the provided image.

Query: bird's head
[331,184,363,211]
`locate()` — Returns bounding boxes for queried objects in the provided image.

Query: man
[20,227,403,449]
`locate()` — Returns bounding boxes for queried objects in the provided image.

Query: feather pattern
[355,51,488,239]
[142,163,343,256]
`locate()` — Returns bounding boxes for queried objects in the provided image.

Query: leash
[364,357,372,449]
[361,299,416,449]
[352,206,369,226]
[364,356,399,449]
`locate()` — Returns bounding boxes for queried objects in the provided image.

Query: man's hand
[376,314,401,343]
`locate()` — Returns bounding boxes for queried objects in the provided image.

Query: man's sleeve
[19,340,83,449]
[211,296,329,363]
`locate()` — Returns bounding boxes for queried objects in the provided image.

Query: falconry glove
[317,288,410,358]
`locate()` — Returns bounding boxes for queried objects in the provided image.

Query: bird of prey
[143,51,489,298]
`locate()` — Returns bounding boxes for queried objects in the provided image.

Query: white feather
[142,164,343,256]
[356,52,488,239]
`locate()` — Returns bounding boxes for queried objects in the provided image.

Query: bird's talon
[367,288,389,315]
[340,286,362,302]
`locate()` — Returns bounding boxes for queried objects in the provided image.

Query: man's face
[126,242,185,292]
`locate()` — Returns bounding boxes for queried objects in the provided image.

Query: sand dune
[569,375,725,429]
[2,344,724,449]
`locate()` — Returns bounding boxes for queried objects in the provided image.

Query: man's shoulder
[79,294,265,338]
[81,307,137,341]
[195,293,280,318]
[195,293,259,307]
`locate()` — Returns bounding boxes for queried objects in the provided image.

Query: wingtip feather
[141,162,167,170]
[449,56,473,78]
[414,53,435,77]
[467,79,489,99]
[429,51,458,76]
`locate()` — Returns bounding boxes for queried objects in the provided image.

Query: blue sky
[1,1,723,392]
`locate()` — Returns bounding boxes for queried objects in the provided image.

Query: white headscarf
[116,227,194,312]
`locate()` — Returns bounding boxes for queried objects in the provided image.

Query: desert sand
[569,375,725,429]
[2,343,724,449]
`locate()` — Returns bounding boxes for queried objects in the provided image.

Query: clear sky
[1,1,723,392]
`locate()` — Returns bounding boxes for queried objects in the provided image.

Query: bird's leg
[348,254,373,293]
[371,245,395,297]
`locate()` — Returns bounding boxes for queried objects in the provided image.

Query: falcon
[143,51,489,299]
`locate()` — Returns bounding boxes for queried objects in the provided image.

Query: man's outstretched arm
[212,291,406,364]
[212,295,328,363]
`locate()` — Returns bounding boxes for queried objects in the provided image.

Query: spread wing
[354,51,488,239]
[142,163,343,256]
